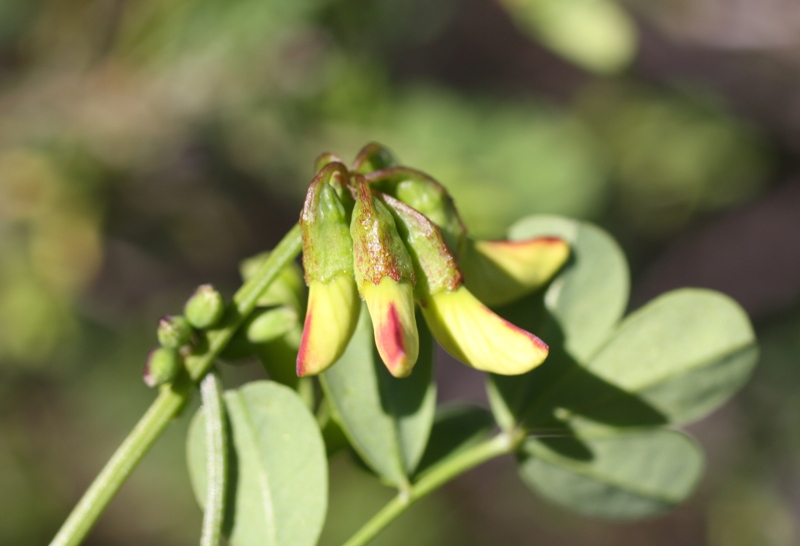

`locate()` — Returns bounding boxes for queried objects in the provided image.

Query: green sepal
[365,167,467,253]
[378,193,462,300]
[350,142,398,174]
[300,162,355,284]
[350,175,415,287]
[185,284,226,329]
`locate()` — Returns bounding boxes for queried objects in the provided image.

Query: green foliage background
[0,0,798,544]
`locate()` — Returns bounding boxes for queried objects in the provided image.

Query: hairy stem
[50,224,302,546]
[342,434,515,546]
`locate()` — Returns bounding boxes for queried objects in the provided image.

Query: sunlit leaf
[187,381,327,546]
[518,429,703,519]
[487,215,629,431]
[555,289,758,431]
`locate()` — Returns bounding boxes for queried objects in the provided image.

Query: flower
[350,175,419,377]
[380,193,549,374]
[294,144,569,378]
[296,162,361,377]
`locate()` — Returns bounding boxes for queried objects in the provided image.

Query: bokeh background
[1,0,800,544]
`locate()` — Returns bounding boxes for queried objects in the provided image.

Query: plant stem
[50,224,303,546]
[50,375,193,546]
[342,434,515,546]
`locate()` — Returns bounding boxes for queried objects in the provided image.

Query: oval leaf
[551,289,758,430]
[518,429,703,519]
[488,215,629,431]
[187,381,327,546]
[320,305,436,487]
[500,0,638,74]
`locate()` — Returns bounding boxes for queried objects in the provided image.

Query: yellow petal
[422,286,548,375]
[297,275,360,376]
[461,237,569,306]
[361,277,419,377]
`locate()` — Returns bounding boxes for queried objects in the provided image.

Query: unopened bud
[240,253,306,311]
[184,284,225,329]
[246,306,298,344]
[350,142,398,174]
[143,347,182,387]
[296,163,361,376]
[157,315,193,349]
[351,176,419,376]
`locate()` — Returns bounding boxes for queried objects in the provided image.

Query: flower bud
[143,347,182,387]
[351,176,419,376]
[157,315,193,349]
[246,306,298,344]
[184,284,225,329]
[381,193,549,375]
[314,152,344,172]
[459,236,570,306]
[350,142,398,174]
[240,252,306,311]
[297,163,361,376]
[365,167,466,253]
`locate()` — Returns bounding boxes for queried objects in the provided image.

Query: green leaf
[553,289,758,430]
[198,371,228,546]
[500,0,638,74]
[414,404,495,479]
[508,215,629,359]
[518,429,703,519]
[187,381,327,546]
[487,215,629,432]
[320,305,436,488]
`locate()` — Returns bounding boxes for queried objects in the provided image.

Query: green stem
[50,224,303,546]
[50,375,193,546]
[342,434,515,546]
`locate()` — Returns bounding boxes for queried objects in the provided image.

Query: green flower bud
[246,306,298,344]
[365,167,466,253]
[184,284,225,329]
[297,162,361,376]
[350,142,398,174]
[239,253,306,311]
[143,347,182,387]
[156,315,193,349]
[220,306,298,361]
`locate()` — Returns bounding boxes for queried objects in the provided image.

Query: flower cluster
[297,144,570,378]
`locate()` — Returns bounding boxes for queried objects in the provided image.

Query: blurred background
[1,0,799,544]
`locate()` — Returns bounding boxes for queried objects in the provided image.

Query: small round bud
[246,306,298,344]
[157,315,193,349]
[143,347,182,387]
[184,284,225,329]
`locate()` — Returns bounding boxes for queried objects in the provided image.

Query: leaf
[414,404,495,478]
[198,372,228,546]
[499,0,638,74]
[552,289,758,430]
[518,429,703,519]
[487,215,629,432]
[507,215,629,360]
[187,381,327,546]
[320,305,436,487]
